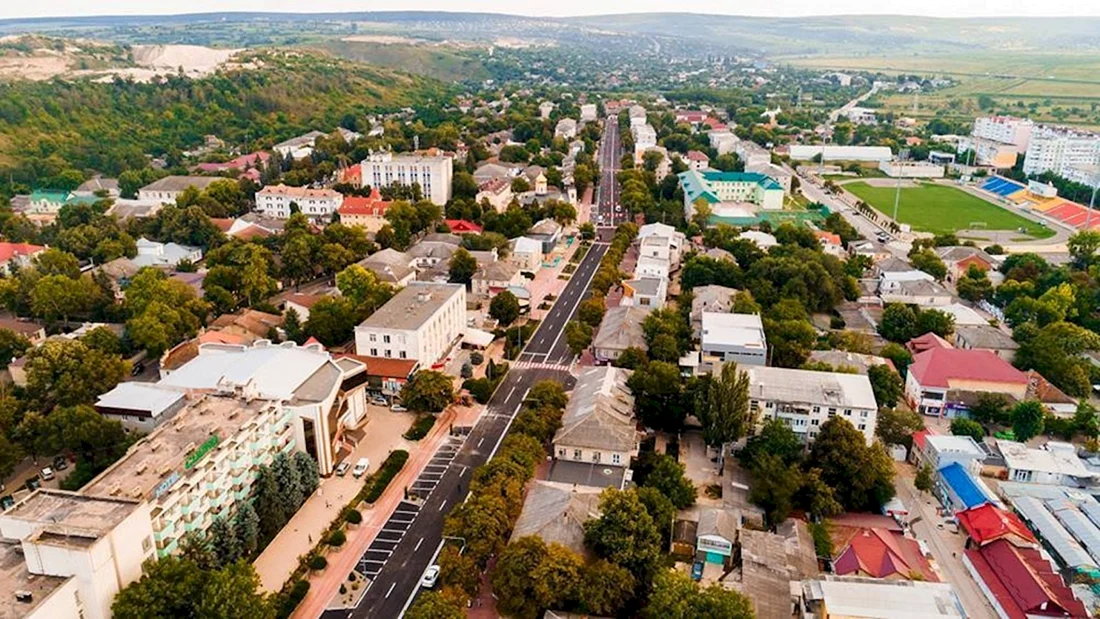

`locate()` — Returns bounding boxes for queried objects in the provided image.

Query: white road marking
[439,500,448,511]
[385,582,396,598]
[414,537,424,552]
[477,437,485,448]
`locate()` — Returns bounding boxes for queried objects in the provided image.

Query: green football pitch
[844,181,1054,239]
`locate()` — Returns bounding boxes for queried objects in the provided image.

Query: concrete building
[538,101,554,119]
[357,249,416,287]
[998,440,1097,487]
[472,260,522,297]
[637,223,686,266]
[971,116,1034,153]
[734,140,772,167]
[621,277,667,309]
[527,219,563,254]
[679,170,785,220]
[1023,125,1100,179]
[953,324,1019,363]
[337,188,393,232]
[788,145,893,162]
[132,237,202,269]
[552,367,638,471]
[905,347,1029,417]
[579,104,598,123]
[354,282,466,366]
[554,118,578,139]
[273,130,326,159]
[709,130,739,156]
[632,124,658,161]
[700,312,767,366]
[360,151,454,205]
[745,162,793,194]
[94,382,187,432]
[509,236,543,272]
[634,254,670,280]
[592,306,652,362]
[842,106,877,125]
[685,150,710,171]
[476,177,513,213]
[0,490,155,619]
[137,176,222,203]
[879,160,945,178]
[796,577,965,619]
[747,366,878,444]
[255,184,342,222]
[910,433,986,474]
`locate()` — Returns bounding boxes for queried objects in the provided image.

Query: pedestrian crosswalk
[512,359,572,371]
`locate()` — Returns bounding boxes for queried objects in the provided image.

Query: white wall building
[137,176,222,203]
[998,440,1098,487]
[360,152,454,205]
[632,123,658,161]
[552,367,638,469]
[788,145,893,162]
[1023,125,1100,179]
[700,312,767,366]
[880,160,946,178]
[580,104,598,123]
[555,118,578,139]
[354,282,466,366]
[972,116,1034,153]
[255,184,343,221]
[746,366,878,444]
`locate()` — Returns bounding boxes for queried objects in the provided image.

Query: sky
[2,0,1100,20]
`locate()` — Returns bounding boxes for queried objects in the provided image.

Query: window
[765,402,773,409]
[383,335,391,344]
[573,449,582,460]
[399,351,407,359]
[384,350,392,358]
[612,453,621,464]
[370,348,378,356]
[592,452,601,463]
[558,448,566,457]
[811,419,819,426]
[858,424,866,431]
[860,411,869,418]
[844,409,852,415]
[812,406,820,413]
[828,408,837,415]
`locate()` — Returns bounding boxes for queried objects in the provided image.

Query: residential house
[510,481,601,556]
[354,283,466,366]
[964,539,1087,619]
[550,367,638,485]
[1025,370,1077,417]
[509,237,543,272]
[621,277,667,309]
[445,219,483,235]
[997,440,1098,487]
[637,223,685,259]
[830,522,938,581]
[954,324,1019,363]
[737,230,778,250]
[406,241,458,270]
[337,188,393,232]
[0,242,45,275]
[255,184,342,222]
[284,293,327,323]
[554,118,578,139]
[796,578,966,619]
[592,306,652,362]
[904,347,1030,417]
[472,261,522,297]
[815,231,845,257]
[273,130,327,159]
[0,318,46,346]
[335,354,419,398]
[690,285,738,338]
[685,150,710,171]
[132,237,202,269]
[848,239,892,263]
[739,522,819,619]
[137,176,221,203]
[910,433,986,473]
[195,152,270,182]
[473,162,520,185]
[476,177,513,212]
[696,508,740,565]
[700,312,767,366]
[538,101,555,119]
[635,254,670,280]
[74,176,120,199]
[806,350,891,375]
[935,246,1000,284]
[746,366,879,444]
[527,219,563,254]
[357,249,416,287]
[90,257,141,299]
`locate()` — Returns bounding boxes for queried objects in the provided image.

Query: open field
[844,181,1055,239]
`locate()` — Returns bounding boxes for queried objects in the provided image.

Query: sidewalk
[291,403,484,619]
[527,241,582,321]
[253,409,416,592]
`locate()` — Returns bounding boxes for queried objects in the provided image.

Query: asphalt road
[595,116,623,230]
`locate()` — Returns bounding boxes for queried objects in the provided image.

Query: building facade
[255,184,343,221]
[1023,125,1100,179]
[679,170,785,219]
[354,283,466,366]
[746,366,878,444]
[360,152,454,205]
[700,312,767,366]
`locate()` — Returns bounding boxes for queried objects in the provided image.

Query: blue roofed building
[678,169,786,222]
[938,461,997,514]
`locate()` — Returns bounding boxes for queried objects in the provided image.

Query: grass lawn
[844,181,1055,239]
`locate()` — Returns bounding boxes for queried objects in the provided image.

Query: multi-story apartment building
[746,366,879,444]
[255,184,343,222]
[580,103,598,123]
[1023,125,1100,179]
[354,282,466,366]
[0,491,155,619]
[632,123,658,161]
[971,116,1034,152]
[360,152,454,205]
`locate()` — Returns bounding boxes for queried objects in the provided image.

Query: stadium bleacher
[979,176,1027,198]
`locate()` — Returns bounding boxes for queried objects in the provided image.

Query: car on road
[421,565,440,589]
[370,395,387,406]
[615,205,622,212]
[131,362,145,377]
[390,403,408,412]
[334,461,350,477]
[40,467,54,481]
[353,457,370,478]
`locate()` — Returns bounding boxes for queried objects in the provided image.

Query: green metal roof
[29,190,70,203]
[678,169,783,205]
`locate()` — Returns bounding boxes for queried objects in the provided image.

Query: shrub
[345,509,362,525]
[309,555,328,571]
[470,351,484,366]
[327,529,347,547]
[339,584,347,595]
[360,450,410,504]
[275,579,310,619]
[403,414,436,440]
[463,377,493,403]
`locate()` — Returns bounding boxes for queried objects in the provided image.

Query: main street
[595,115,623,231]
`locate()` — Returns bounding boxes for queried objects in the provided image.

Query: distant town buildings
[137,176,222,203]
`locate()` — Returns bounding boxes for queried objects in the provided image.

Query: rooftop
[160,341,339,403]
[800,577,965,619]
[554,366,636,453]
[257,183,341,200]
[678,169,784,205]
[739,522,819,619]
[955,324,1019,350]
[956,503,1037,547]
[82,396,276,501]
[592,306,651,354]
[510,481,602,556]
[832,526,938,581]
[0,543,69,619]
[965,540,1086,619]
[924,434,985,458]
[139,175,221,193]
[939,462,993,510]
[909,347,1029,389]
[997,440,1094,479]
[746,366,878,410]
[806,350,890,375]
[700,312,766,349]
[357,283,464,332]
[1,489,141,540]
[95,382,186,417]
[546,460,628,490]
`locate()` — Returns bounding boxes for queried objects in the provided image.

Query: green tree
[915,464,934,494]
[491,536,547,619]
[489,290,521,326]
[642,454,697,509]
[1011,400,1046,442]
[406,591,465,619]
[968,392,1011,425]
[525,380,569,411]
[612,346,647,370]
[30,273,95,324]
[0,328,31,367]
[583,488,663,579]
[909,249,948,281]
[577,559,634,617]
[643,569,753,619]
[577,294,606,328]
[233,502,261,558]
[748,453,802,526]
[799,467,843,520]
[1015,321,1100,397]
[448,248,478,287]
[809,417,896,511]
[879,304,919,343]
[951,418,986,442]
[868,364,904,408]
[283,307,305,344]
[335,263,394,317]
[401,370,455,413]
[626,361,687,432]
[564,320,593,356]
[304,297,357,346]
[112,557,271,619]
[764,318,817,368]
[875,408,925,448]
[879,342,913,376]
[740,418,803,468]
[696,361,753,450]
[24,339,127,409]
[1074,402,1100,439]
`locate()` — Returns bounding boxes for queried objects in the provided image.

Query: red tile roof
[956,504,1037,547]
[686,150,710,162]
[912,429,930,451]
[965,540,1086,619]
[0,242,45,263]
[445,219,483,234]
[832,527,938,582]
[336,354,419,380]
[815,231,842,245]
[906,332,952,355]
[338,188,392,217]
[210,218,234,232]
[909,347,1030,390]
[286,293,327,309]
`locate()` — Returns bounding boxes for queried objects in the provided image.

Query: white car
[40,467,54,481]
[420,565,440,589]
[352,457,370,478]
[390,404,408,412]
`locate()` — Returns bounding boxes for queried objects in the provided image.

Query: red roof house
[831,526,938,582]
[445,219,483,234]
[338,188,392,226]
[956,503,1037,548]
[0,242,45,273]
[964,539,1086,619]
[905,332,952,355]
[906,347,1030,415]
[686,150,710,163]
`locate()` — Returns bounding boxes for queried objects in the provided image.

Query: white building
[635,254,670,280]
[632,124,658,161]
[734,140,772,168]
[354,282,466,366]
[509,237,543,272]
[255,184,343,221]
[132,237,203,268]
[137,176,222,203]
[797,578,965,619]
[972,116,1034,153]
[555,118,578,139]
[539,101,555,119]
[879,160,946,179]
[679,169,785,219]
[745,162,793,194]
[843,106,877,125]
[628,105,647,126]
[1023,125,1100,180]
[94,382,187,432]
[746,366,878,444]
[0,490,155,619]
[709,130,739,156]
[788,145,893,162]
[360,151,454,205]
[998,440,1098,487]
[273,130,326,159]
[580,104,598,123]
[700,312,767,366]
[621,277,667,309]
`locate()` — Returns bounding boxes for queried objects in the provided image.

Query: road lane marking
[414,537,424,552]
[385,582,396,598]
[477,437,485,448]
[439,500,448,511]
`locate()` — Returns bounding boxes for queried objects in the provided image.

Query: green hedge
[359,450,410,504]
[274,579,310,619]
[403,415,436,440]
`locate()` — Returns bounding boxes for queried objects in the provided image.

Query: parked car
[52,456,68,471]
[390,404,408,412]
[0,495,13,511]
[40,467,54,481]
[131,362,145,377]
[334,461,350,477]
[370,396,387,406]
[353,457,370,478]
[420,565,440,589]
[25,477,40,491]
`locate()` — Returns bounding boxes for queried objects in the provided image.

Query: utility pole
[1087,169,1100,231]
[893,149,910,224]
